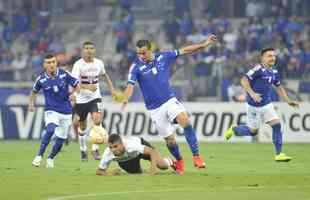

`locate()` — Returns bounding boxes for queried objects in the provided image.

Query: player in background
[96,134,176,176]
[30,53,80,168]
[71,41,116,161]
[121,34,218,174]
[225,48,300,162]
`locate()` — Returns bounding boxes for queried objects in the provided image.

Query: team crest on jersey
[53,85,59,92]
[152,67,158,75]
[139,65,147,71]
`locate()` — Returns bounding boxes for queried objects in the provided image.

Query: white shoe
[46,158,54,168]
[32,155,42,167]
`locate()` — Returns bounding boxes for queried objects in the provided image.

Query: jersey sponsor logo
[59,74,66,79]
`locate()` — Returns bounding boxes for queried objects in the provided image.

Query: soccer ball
[89,126,108,144]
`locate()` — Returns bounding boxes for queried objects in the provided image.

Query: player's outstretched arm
[275,85,300,108]
[96,168,122,176]
[178,34,217,55]
[241,76,262,103]
[28,91,38,112]
[121,84,134,110]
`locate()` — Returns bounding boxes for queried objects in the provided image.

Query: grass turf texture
[0,141,309,200]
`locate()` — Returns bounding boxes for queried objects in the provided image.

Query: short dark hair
[43,53,55,60]
[108,134,122,144]
[136,40,151,50]
[261,48,275,56]
[83,41,95,48]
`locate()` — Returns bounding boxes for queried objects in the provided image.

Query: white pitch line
[48,185,310,200]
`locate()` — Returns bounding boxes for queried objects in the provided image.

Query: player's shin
[38,123,57,156]
[166,143,182,160]
[183,125,199,156]
[48,137,65,159]
[272,123,282,155]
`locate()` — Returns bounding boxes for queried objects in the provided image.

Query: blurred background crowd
[0,0,309,102]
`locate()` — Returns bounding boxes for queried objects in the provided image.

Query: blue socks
[48,137,65,159]
[183,125,199,156]
[38,123,57,156]
[233,125,252,136]
[166,143,182,160]
[272,123,282,155]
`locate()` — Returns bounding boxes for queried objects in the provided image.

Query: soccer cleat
[81,151,88,162]
[46,158,54,168]
[274,153,292,162]
[32,155,42,167]
[225,124,236,140]
[92,150,101,161]
[193,155,206,169]
[173,159,185,175]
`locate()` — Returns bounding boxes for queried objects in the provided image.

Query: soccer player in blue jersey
[121,34,217,174]
[225,48,300,162]
[29,53,80,168]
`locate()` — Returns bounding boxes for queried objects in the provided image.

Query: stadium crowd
[0,0,309,101]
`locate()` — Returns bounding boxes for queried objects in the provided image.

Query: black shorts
[117,138,154,174]
[73,98,103,122]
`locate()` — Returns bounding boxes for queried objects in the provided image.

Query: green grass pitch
[0,141,309,200]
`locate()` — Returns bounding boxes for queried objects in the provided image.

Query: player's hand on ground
[203,34,217,47]
[250,92,262,103]
[288,100,300,108]
[110,168,122,176]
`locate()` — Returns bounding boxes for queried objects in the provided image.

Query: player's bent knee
[176,113,190,127]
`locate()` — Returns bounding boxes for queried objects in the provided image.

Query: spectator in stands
[227,77,246,102]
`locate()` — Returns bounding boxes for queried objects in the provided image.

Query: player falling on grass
[225,48,300,162]
[30,53,80,168]
[96,134,176,176]
[71,41,116,161]
[121,34,217,175]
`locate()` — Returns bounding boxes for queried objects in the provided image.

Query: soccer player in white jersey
[225,48,300,162]
[96,134,176,175]
[121,35,217,175]
[71,41,116,161]
[30,53,80,168]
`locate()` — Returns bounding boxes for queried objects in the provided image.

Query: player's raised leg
[176,111,206,169]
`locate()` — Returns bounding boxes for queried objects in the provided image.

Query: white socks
[92,144,99,151]
[78,128,88,152]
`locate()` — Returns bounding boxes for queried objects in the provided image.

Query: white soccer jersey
[71,58,106,104]
[98,137,145,170]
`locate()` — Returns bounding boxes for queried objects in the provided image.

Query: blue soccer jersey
[245,64,281,107]
[127,50,179,109]
[32,68,79,114]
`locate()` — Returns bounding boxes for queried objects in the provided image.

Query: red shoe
[173,159,185,175]
[193,155,206,169]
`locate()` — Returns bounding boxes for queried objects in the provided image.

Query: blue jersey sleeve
[127,63,138,85]
[245,65,261,80]
[161,50,180,60]
[32,76,42,93]
[65,71,79,87]
[272,69,281,87]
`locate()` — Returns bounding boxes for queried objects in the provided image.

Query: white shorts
[148,97,186,138]
[44,111,72,139]
[246,103,279,129]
